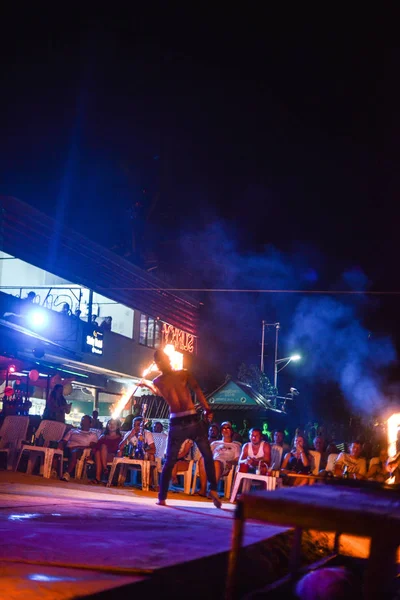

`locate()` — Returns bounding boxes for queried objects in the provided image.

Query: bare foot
[208,491,222,509]
[156,499,167,506]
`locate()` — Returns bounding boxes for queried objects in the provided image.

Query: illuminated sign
[85,330,104,355]
[162,323,194,354]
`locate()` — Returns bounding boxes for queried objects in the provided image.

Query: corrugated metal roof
[206,378,286,413]
[0,196,199,335]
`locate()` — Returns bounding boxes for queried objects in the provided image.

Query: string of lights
[95,288,400,295]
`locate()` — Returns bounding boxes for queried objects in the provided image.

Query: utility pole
[260,321,280,383]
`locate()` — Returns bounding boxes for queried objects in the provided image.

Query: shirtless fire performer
[139,349,221,508]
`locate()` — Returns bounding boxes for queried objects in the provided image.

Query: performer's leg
[158,425,183,503]
[194,423,218,492]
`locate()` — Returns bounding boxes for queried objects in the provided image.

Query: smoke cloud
[179,220,396,415]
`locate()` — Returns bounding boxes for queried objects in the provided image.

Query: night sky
[1,7,400,422]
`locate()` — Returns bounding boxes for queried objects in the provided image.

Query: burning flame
[387,413,400,458]
[111,385,137,419]
[164,344,183,370]
[111,349,182,420]
[386,413,400,485]
[143,363,158,377]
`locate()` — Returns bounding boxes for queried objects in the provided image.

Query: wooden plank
[240,486,400,539]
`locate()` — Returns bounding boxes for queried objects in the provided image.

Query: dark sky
[1,7,400,418]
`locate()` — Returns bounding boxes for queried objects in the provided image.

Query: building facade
[0,196,200,424]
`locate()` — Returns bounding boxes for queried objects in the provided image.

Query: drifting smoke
[180,220,396,415]
[287,297,396,414]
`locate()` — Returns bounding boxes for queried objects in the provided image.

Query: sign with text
[162,322,194,353]
[85,330,104,355]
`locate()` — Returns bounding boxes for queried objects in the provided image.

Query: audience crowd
[13,406,393,489]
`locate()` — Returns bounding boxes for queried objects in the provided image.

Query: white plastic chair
[270,444,283,469]
[0,416,29,470]
[172,458,195,495]
[309,450,321,475]
[153,432,168,473]
[230,468,277,503]
[190,460,234,498]
[106,457,155,491]
[15,420,66,478]
[325,453,338,472]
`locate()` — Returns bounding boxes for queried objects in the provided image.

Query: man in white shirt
[60,415,99,481]
[117,417,156,460]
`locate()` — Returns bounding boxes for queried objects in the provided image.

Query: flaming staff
[111,362,159,419]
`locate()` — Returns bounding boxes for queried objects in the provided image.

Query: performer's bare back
[153,370,197,414]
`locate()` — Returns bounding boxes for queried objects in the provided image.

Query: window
[139,314,161,348]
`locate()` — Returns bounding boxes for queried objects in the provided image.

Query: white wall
[0,252,134,338]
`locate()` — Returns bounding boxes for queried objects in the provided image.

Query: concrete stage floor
[0,472,289,599]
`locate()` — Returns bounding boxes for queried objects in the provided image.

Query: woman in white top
[238,428,271,474]
[198,422,241,497]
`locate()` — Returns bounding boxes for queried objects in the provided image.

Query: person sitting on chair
[117,417,156,460]
[281,434,311,486]
[59,415,99,482]
[91,418,122,484]
[238,428,271,474]
[198,422,241,497]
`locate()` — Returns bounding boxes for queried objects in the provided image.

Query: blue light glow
[30,311,47,328]
[29,574,78,582]
[8,513,41,521]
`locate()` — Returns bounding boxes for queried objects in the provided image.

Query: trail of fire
[111,362,159,419]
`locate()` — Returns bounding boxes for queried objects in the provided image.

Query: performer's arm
[281,452,291,471]
[138,379,160,395]
[186,372,210,412]
[263,443,271,466]
[238,443,249,465]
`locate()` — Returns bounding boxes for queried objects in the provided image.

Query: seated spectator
[91,410,103,430]
[171,439,194,486]
[334,441,366,479]
[99,316,112,332]
[326,441,339,455]
[367,449,390,483]
[231,422,243,443]
[91,418,122,484]
[313,435,328,470]
[281,434,311,486]
[61,302,71,315]
[20,291,36,315]
[290,426,305,450]
[361,440,373,461]
[238,428,271,474]
[59,415,99,482]
[198,421,241,497]
[121,413,135,431]
[208,424,220,442]
[118,416,156,460]
[153,421,165,434]
[273,429,290,455]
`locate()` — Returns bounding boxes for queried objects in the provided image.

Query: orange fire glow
[387,413,400,458]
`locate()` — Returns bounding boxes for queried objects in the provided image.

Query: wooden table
[226,484,400,600]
